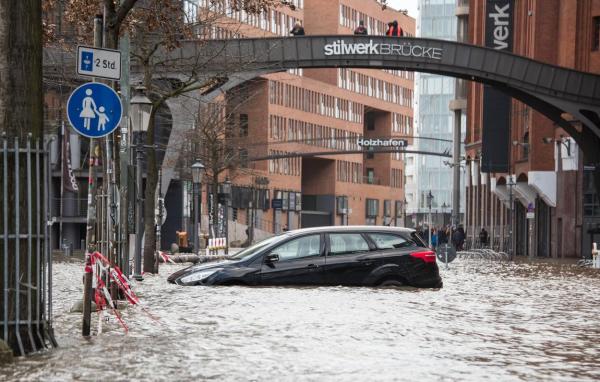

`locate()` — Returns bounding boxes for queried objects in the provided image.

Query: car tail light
[410,250,436,263]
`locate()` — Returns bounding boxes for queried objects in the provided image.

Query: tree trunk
[0,0,44,355]
[211,174,219,237]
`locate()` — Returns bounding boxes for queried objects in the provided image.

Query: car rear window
[368,232,426,249]
[329,233,370,255]
[368,233,411,249]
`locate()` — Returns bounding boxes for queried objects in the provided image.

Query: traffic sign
[77,46,121,80]
[271,199,283,209]
[67,82,123,138]
[436,244,457,264]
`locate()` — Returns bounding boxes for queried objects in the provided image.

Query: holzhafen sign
[324,40,443,60]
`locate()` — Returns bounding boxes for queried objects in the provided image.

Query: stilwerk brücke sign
[324,39,443,60]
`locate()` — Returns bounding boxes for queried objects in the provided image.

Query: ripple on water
[1,259,599,381]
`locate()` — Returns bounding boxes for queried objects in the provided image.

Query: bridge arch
[157,36,600,190]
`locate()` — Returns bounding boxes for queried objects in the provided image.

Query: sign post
[68,81,122,337]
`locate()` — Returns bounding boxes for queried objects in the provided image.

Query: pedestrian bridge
[157,35,600,191]
[165,35,600,136]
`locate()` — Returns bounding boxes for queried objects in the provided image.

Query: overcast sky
[388,0,419,19]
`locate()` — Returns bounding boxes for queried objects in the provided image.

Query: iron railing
[0,135,56,356]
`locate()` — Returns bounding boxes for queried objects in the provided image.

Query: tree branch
[112,0,138,28]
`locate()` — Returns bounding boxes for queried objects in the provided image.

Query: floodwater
[1,257,600,381]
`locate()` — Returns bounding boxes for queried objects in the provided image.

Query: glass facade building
[405,0,464,227]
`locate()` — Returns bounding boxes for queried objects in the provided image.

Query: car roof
[283,225,415,237]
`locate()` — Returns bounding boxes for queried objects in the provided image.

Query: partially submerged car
[167,226,442,288]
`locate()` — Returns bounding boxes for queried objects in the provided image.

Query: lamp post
[441,202,448,226]
[426,191,434,248]
[507,174,516,260]
[222,178,232,254]
[191,161,205,254]
[130,86,152,281]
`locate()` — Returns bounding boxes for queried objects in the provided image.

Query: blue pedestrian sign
[67,82,123,138]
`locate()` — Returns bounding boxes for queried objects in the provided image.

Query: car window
[368,233,411,249]
[229,234,287,260]
[270,234,321,261]
[328,233,370,256]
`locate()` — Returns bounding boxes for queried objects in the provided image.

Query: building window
[366,198,379,217]
[239,149,248,168]
[383,200,391,217]
[523,132,529,160]
[594,16,600,51]
[240,114,248,136]
[366,168,375,184]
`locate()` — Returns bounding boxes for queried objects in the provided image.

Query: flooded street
[1,258,600,381]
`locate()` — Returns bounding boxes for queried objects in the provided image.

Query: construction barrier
[88,251,158,333]
[205,237,227,256]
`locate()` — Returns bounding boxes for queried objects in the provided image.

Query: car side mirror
[265,253,280,263]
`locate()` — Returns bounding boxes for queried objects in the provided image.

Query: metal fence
[0,135,56,356]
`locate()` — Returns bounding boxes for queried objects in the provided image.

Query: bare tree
[43,0,292,273]
[177,84,264,237]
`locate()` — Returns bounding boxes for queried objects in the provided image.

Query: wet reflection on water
[1,258,599,381]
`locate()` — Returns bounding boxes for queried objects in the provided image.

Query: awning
[491,177,511,208]
[528,171,557,207]
[514,181,537,208]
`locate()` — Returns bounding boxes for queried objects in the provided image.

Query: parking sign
[77,46,121,80]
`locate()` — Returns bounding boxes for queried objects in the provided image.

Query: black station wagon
[168,226,442,288]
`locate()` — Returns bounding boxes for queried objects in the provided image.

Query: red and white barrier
[86,251,159,333]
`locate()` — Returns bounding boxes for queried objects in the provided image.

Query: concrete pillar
[452,109,462,226]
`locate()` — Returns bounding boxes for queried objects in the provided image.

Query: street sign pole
[82,14,103,338]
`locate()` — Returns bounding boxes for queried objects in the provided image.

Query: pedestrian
[452,226,465,251]
[438,227,447,245]
[385,20,404,37]
[479,227,489,247]
[290,21,305,36]
[431,228,438,248]
[282,224,289,232]
[354,20,368,35]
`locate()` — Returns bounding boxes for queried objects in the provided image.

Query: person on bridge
[385,20,404,37]
[290,21,305,36]
[354,20,368,35]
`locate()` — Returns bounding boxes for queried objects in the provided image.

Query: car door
[324,232,375,286]
[260,234,325,286]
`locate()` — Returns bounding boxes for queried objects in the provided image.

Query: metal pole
[224,195,229,255]
[428,207,432,248]
[119,14,131,277]
[452,109,461,226]
[193,182,200,253]
[133,145,143,280]
[82,13,103,337]
[156,168,163,260]
[509,179,514,260]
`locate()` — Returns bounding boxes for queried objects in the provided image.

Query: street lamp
[191,161,205,254]
[130,86,152,281]
[507,174,517,260]
[426,191,434,248]
[222,178,232,254]
[441,202,448,226]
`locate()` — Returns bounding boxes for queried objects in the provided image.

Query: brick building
[464,0,600,258]
[170,0,416,244]
[42,1,416,250]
